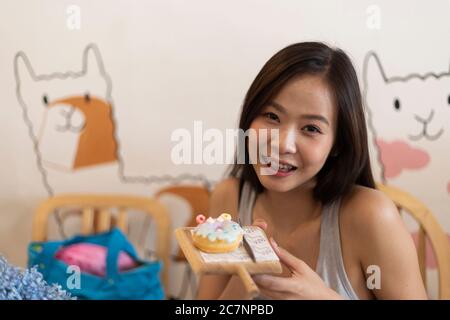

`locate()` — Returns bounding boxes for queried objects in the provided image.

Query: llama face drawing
[14,43,209,197]
[14,44,118,172]
[363,52,450,181]
[364,52,450,276]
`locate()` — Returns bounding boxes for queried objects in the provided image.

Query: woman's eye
[263,112,280,123]
[302,125,321,134]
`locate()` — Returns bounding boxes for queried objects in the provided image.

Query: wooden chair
[156,185,210,262]
[32,194,171,293]
[155,185,210,299]
[377,183,450,299]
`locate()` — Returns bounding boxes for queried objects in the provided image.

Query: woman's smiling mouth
[260,156,299,176]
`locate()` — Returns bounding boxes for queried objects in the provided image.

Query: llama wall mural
[363,52,450,281]
[14,44,210,196]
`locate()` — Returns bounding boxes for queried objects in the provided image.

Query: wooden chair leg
[94,208,110,233]
[116,209,128,233]
[81,207,94,235]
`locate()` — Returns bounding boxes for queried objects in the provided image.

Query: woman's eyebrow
[301,114,330,126]
[267,101,288,114]
[268,101,329,126]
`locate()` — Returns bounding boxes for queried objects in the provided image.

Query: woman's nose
[279,126,297,154]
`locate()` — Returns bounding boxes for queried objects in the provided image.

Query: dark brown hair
[229,42,375,205]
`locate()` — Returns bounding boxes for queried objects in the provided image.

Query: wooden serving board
[174,226,282,298]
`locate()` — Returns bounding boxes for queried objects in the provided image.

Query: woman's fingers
[258,287,292,300]
[252,218,268,231]
[253,274,298,293]
[270,238,305,273]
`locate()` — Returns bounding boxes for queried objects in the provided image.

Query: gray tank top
[238,181,360,300]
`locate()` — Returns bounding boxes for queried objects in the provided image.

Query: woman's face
[249,74,337,193]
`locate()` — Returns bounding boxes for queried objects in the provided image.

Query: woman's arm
[349,188,428,299]
[196,274,231,300]
[197,274,250,300]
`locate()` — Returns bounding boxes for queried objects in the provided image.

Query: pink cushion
[55,243,138,277]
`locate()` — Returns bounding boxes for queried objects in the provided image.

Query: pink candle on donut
[196,214,206,224]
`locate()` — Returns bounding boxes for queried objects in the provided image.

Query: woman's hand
[216,219,270,300]
[252,220,342,300]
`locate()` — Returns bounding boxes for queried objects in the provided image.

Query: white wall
[1,0,449,298]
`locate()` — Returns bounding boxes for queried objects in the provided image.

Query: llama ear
[82,43,105,76]
[14,51,35,88]
[363,52,388,88]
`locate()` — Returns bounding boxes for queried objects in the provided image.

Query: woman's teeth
[261,156,297,172]
[278,163,296,172]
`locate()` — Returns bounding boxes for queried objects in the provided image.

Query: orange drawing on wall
[38,95,117,171]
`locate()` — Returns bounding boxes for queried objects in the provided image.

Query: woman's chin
[258,174,302,193]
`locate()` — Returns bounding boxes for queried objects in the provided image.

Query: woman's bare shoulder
[339,186,427,298]
[340,185,409,256]
[209,177,240,219]
[340,185,400,227]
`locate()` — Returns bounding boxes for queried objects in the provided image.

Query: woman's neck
[259,181,322,232]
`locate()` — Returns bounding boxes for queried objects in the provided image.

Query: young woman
[196,42,427,300]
